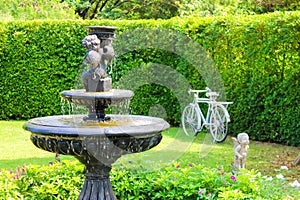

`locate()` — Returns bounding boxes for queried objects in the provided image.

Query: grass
[1,121,300,182]
[0,121,72,169]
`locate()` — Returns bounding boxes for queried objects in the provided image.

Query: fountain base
[77,161,116,200]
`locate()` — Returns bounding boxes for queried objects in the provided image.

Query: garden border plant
[0,159,299,199]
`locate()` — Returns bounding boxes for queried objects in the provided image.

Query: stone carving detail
[78,26,118,121]
[31,134,162,157]
[232,133,249,169]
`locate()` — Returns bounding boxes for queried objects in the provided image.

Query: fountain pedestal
[87,77,112,92]
[78,163,115,200]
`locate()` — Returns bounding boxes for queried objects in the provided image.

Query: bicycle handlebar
[189,87,221,100]
[188,87,211,94]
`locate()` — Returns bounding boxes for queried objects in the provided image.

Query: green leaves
[1,160,298,199]
[0,0,79,21]
[1,12,300,144]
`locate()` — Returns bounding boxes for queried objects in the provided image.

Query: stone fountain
[24,26,170,200]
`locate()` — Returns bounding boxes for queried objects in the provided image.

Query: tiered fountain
[24,26,170,200]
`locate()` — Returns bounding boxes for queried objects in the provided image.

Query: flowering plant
[0,160,299,199]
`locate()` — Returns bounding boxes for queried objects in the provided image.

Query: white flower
[280,166,288,170]
[265,176,273,181]
[276,174,285,179]
[289,180,300,187]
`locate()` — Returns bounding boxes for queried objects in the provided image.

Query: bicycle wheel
[182,104,201,136]
[209,104,229,142]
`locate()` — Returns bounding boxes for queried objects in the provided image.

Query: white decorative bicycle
[181,87,233,142]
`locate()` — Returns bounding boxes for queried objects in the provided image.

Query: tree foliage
[62,0,300,20]
[0,0,78,20]
[1,0,300,20]
[178,0,300,17]
[62,0,180,19]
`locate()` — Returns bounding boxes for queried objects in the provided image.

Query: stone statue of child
[81,35,105,91]
[232,133,249,169]
[100,39,114,75]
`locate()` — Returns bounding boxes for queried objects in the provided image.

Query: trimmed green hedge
[0,20,86,119]
[0,12,299,145]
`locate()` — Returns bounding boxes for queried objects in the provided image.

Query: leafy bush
[0,11,300,145]
[0,160,298,199]
[0,20,87,119]
[0,160,84,200]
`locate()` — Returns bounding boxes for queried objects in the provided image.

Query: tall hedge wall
[0,12,299,146]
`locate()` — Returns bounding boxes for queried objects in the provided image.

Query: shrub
[1,11,300,145]
[0,160,299,199]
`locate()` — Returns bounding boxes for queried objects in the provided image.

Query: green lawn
[0,121,72,169]
[1,120,299,182]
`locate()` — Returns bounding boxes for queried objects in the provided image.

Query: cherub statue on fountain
[232,133,249,169]
[81,34,112,92]
[100,38,114,75]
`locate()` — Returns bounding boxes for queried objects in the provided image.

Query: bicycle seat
[206,92,219,97]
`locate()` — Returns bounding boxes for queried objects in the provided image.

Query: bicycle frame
[192,95,212,132]
[182,87,233,141]
[189,88,232,132]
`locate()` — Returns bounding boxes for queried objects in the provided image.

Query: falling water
[61,97,89,116]
[111,98,131,115]
[70,102,88,115]
[61,98,71,115]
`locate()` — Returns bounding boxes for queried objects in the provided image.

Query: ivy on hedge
[0,11,299,145]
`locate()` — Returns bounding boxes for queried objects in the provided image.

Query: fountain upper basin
[61,89,134,106]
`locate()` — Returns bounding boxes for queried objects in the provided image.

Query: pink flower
[230,175,236,182]
[176,165,180,168]
[207,193,211,197]
[217,166,221,171]
[188,163,193,167]
[15,172,19,179]
[21,166,26,175]
[198,189,204,195]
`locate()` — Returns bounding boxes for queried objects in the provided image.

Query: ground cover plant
[1,159,299,199]
[0,121,299,199]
